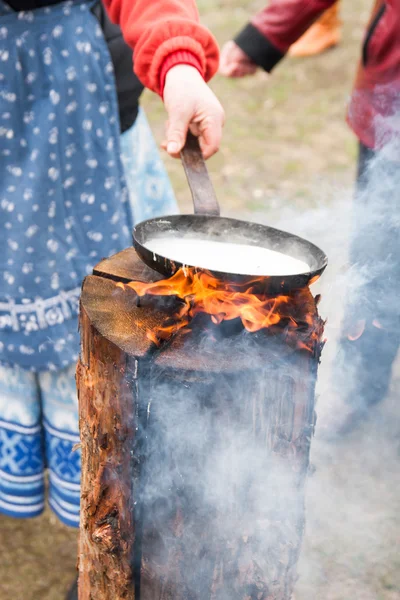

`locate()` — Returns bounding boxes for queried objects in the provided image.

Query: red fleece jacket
[103,0,220,96]
[234,0,400,150]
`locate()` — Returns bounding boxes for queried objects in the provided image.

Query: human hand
[219,41,258,78]
[162,65,225,160]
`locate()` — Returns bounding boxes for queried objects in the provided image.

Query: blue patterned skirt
[0,110,178,527]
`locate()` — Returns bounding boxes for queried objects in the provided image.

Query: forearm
[103,0,219,93]
[235,0,338,71]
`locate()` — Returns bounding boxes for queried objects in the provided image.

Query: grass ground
[143,0,371,215]
[2,1,399,599]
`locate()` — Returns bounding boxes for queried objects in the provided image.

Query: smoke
[137,330,316,600]
[132,139,399,598]
[238,140,400,598]
[243,140,400,410]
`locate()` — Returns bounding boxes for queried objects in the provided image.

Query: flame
[117,268,321,350]
[346,318,387,341]
[347,319,366,341]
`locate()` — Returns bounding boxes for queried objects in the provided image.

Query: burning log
[77,248,324,600]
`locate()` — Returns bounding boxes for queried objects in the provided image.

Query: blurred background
[2,1,400,599]
[147,0,364,215]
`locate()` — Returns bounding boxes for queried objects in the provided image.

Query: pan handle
[180,131,221,217]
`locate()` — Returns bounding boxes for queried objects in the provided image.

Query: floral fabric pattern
[0,0,178,526]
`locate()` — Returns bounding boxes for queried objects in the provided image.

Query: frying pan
[133,133,327,293]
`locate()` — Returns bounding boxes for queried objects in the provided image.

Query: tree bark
[77,249,324,600]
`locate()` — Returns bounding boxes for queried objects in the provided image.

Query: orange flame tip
[347,319,366,341]
[121,267,319,350]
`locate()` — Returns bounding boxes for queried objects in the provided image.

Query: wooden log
[77,268,167,600]
[77,249,324,600]
[139,347,317,600]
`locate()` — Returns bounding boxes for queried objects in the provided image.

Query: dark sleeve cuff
[234,23,284,72]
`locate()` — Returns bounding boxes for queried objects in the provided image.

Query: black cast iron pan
[133,133,327,294]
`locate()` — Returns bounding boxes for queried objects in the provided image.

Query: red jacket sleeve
[235,0,337,72]
[103,0,220,94]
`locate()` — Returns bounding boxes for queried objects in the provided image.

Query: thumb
[166,107,191,156]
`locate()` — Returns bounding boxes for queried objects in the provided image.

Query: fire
[117,268,319,349]
[347,319,366,341]
[346,318,385,342]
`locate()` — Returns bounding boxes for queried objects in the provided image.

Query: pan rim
[133,214,328,280]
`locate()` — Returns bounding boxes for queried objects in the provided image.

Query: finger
[197,116,224,159]
[162,122,171,152]
[220,60,255,78]
[218,62,235,77]
[164,119,170,139]
[218,60,229,75]
[188,122,202,138]
[166,107,191,156]
[226,66,248,78]
[230,63,258,78]
[244,64,258,75]
[220,40,235,59]
[167,149,182,159]
[219,63,241,77]
[219,44,235,72]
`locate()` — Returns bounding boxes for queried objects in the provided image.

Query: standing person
[219,0,400,434]
[0,0,224,550]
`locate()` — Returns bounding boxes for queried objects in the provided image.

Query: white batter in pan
[146,237,310,276]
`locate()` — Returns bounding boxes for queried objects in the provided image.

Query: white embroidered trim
[0,287,80,333]
[0,498,45,514]
[44,420,80,443]
[0,469,44,484]
[0,418,41,436]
